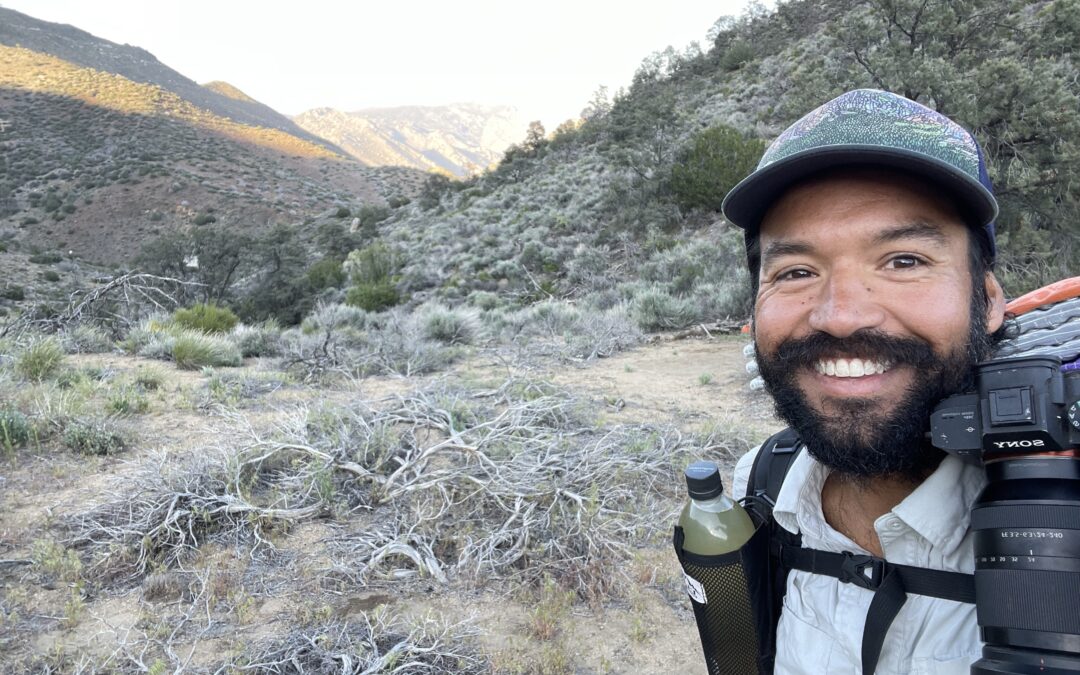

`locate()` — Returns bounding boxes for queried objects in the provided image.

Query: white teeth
[815,358,890,378]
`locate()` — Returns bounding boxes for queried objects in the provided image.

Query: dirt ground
[0,335,782,673]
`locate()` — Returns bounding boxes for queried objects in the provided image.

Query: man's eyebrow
[871,221,949,247]
[760,240,814,264]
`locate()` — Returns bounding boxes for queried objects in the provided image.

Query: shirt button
[889,521,902,530]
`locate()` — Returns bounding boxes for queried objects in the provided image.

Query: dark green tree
[670,126,766,213]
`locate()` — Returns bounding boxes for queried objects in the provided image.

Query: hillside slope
[293,104,523,177]
[0,6,337,152]
[0,44,425,264]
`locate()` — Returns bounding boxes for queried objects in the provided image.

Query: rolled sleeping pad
[997,277,1080,370]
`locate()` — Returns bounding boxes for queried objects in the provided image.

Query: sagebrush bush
[300,302,371,336]
[119,315,172,354]
[466,290,501,310]
[63,418,126,455]
[418,303,481,345]
[232,321,283,357]
[0,408,32,452]
[173,303,239,334]
[58,324,113,354]
[171,332,243,369]
[16,338,65,381]
[630,287,697,331]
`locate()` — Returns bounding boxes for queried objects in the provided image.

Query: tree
[523,121,547,153]
[580,86,612,121]
[670,126,766,213]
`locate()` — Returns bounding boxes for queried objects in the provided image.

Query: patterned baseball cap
[722,89,997,258]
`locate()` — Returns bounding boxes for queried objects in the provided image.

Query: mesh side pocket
[675,524,771,675]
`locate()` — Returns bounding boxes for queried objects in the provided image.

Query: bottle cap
[685,461,724,500]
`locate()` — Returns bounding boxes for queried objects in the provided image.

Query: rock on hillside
[294,104,524,177]
[0,6,338,153]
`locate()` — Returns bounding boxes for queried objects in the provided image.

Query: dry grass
[0,333,756,672]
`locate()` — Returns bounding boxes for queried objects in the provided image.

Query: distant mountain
[294,104,525,177]
[0,6,337,152]
[0,8,426,264]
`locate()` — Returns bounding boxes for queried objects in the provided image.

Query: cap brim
[721,145,999,232]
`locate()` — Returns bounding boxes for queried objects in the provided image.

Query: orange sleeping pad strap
[1005,276,1080,316]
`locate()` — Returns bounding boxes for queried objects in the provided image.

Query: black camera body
[931,356,1080,674]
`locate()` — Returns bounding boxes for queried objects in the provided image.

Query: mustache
[759,329,939,371]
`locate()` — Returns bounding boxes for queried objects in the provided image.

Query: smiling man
[724,90,1008,674]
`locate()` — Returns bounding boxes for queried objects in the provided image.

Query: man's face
[753,170,1005,481]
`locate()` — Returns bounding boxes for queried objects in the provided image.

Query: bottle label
[683,571,707,604]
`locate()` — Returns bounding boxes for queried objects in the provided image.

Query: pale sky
[1,0,764,130]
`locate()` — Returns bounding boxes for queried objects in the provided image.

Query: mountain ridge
[293,103,525,177]
[0,6,339,153]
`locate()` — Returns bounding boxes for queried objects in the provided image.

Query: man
[724,89,1008,673]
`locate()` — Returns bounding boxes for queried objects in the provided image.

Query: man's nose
[807,269,887,338]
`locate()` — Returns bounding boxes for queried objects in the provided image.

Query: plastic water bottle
[676,461,762,675]
[678,461,755,556]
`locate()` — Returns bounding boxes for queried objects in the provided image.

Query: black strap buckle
[839,552,886,590]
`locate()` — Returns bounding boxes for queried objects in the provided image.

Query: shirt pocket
[775,610,841,675]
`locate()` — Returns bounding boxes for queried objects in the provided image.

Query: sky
[1,0,764,130]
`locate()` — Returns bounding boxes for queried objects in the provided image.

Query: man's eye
[886,255,925,270]
[777,268,814,281]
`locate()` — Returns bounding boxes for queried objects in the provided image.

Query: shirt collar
[892,455,985,550]
[772,449,985,553]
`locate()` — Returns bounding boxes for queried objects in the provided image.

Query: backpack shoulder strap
[746,426,803,515]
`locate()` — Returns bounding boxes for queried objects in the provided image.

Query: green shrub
[16,338,65,381]
[171,332,242,369]
[334,206,351,218]
[467,290,501,310]
[133,367,166,391]
[42,270,60,282]
[630,288,696,331]
[670,126,766,213]
[0,409,32,452]
[307,258,346,290]
[63,418,126,455]
[232,321,282,357]
[1,285,24,301]
[107,385,150,414]
[344,242,399,286]
[719,40,755,71]
[193,212,216,225]
[345,282,401,312]
[418,304,481,345]
[173,303,239,334]
[29,252,62,264]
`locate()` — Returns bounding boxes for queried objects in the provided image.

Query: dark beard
[755,296,993,483]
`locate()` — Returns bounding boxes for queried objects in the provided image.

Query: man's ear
[984,272,1006,333]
